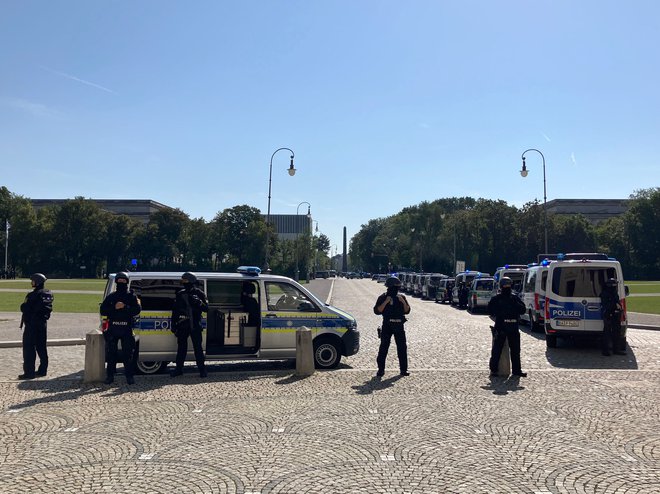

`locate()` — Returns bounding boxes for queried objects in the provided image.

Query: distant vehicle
[315,270,329,279]
[435,278,455,304]
[493,265,527,293]
[422,273,446,300]
[520,262,550,332]
[467,277,495,313]
[377,274,387,283]
[544,256,627,349]
[452,271,490,305]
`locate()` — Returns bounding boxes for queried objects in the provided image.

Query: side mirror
[624,285,630,297]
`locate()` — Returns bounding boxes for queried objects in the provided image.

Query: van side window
[206,281,242,306]
[129,279,180,310]
[541,271,547,291]
[524,272,537,292]
[551,267,617,297]
[265,282,318,312]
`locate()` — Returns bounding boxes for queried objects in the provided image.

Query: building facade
[544,199,629,224]
[261,214,313,241]
[30,199,174,224]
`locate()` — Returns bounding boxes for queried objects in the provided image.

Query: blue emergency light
[237,266,261,276]
[541,259,550,266]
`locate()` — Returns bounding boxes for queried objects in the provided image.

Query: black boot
[104,374,114,385]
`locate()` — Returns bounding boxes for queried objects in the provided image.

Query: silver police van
[101,267,359,373]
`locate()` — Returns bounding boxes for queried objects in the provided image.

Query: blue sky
[1,1,659,251]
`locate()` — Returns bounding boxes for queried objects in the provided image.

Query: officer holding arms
[19,273,54,380]
[600,278,626,356]
[100,272,141,385]
[488,276,527,377]
[170,272,209,378]
[374,276,411,377]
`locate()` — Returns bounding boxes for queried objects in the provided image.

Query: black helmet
[31,273,47,285]
[385,276,402,288]
[182,272,198,284]
[243,282,256,295]
[500,277,513,288]
[606,278,618,287]
[115,272,130,283]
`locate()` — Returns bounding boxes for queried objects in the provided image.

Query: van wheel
[546,334,558,348]
[136,361,168,375]
[313,338,341,369]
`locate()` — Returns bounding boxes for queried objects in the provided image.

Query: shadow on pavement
[351,375,402,395]
[544,337,638,369]
[480,375,525,396]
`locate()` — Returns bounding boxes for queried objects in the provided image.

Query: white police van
[101,267,359,373]
[519,261,550,332]
[493,264,527,293]
[544,255,627,348]
[452,270,490,305]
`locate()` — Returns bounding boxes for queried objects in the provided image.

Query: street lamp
[264,147,296,272]
[520,148,548,255]
[311,220,320,275]
[295,201,312,281]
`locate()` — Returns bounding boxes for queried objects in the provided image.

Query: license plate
[556,319,579,327]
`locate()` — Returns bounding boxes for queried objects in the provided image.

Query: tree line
[349,188,660,280]
[0,187,331,279]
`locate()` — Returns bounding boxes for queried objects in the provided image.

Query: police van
[519,261,550,332]
[467,276,495,313]
[100,267,359,374]
[544,256,627,348]
[493,265,527,293]
[452,270,490,305]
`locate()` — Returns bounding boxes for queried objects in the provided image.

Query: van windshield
[551,266,617,298]
[474,280,493,291]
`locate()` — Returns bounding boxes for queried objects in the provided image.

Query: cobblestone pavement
[0,278,658,493]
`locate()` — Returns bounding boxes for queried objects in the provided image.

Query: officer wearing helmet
[100,272,141,385]
[599,277,625,356]
[170,272,209,378]
[374,275,411,377]
[19,273,54,379]
[487,276,527,377]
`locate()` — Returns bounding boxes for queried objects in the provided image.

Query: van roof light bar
[237,266,261,276]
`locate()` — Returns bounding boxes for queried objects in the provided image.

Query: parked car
[467,277,495,313]
[435,278,455,304]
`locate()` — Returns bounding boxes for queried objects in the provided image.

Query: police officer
[374,276,411,377]
[19,273,54,380]
[100,272,141,385]
[458,282,469,309]
[488,277,527,377]
[600,278,626,356]
[171,272,209,378]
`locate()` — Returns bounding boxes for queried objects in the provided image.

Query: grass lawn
[0,292,102,313]
[626,282,660,294]
[627,296,660,315]
[0,279,106,291]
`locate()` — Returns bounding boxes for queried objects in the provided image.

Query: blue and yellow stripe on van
[260,311,350,334]
[131,310,207,335]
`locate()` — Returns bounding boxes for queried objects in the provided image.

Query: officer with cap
[487,276,527,377]
[171,272,209,377]
[100,272,141,384]
[374,275,411,377]
[600,278,626,356]
[19,273,54,379]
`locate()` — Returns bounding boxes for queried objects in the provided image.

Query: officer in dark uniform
[241,282,260,327]
[170,272,209,378]
[100,272,141,385]
[19,273,54,380]
[600,278,626,356]
[488,276,527,377]
[374,276,411,377]
[458,282,469,309]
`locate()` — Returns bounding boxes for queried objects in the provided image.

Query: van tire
[136,360,169,375]
[546,334,558,348]
[313,337,341,369]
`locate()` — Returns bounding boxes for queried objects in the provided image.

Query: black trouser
[376,323,408,373]
[489,328,522,374]
[602,318,625,353]
[106,328,135,378]
[22,324,48,375]
[175,327,205,371]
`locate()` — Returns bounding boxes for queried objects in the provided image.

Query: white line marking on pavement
[272,428,285,433]
[6,410,20,413]
[64,427,79,432]
[139,453,155,460]
[380,454,396,461]
[193,409,202,413]
[369,409,378,414]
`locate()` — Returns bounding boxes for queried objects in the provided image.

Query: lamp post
[520,148,548,255]
[311,220,319,275]
[295,202,311,281]
[264,147,296,272]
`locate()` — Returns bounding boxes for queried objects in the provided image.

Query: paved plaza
[0,278,658,493]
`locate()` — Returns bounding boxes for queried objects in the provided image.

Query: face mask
[387,287,399,296]
[501,287,512,295]
[183,282,193,291]
[116,283,128,293]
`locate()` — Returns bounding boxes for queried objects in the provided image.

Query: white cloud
[541,132,552,142]
[41,66,117,94]
[1,97,59,118]
[571,152,577,165]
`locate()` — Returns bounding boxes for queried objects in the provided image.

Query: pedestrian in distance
[100,271,141,385]
[170,272,209,378]
[19,273,54,380]
[458,282,469,309]
[374,275,411,377]
[488,276,527,377]
[599,278,626,356]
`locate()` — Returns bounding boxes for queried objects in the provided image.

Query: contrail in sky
[541,132,552,142]
[571,152,577,165]
[41,66,117,94]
